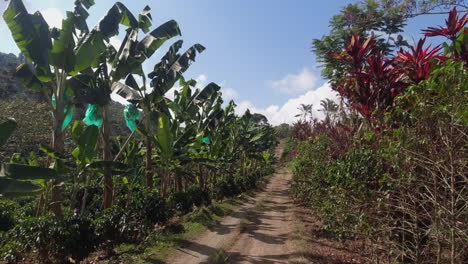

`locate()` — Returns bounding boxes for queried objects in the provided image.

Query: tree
[3,0,95,217]
[70,3,181,207]
[312,0,465,83]
[252,113,269,126]
[319,98,339,120]
[295,104,314,121]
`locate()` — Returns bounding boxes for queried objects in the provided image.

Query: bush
[167,191,194,215]
[7,214,97,263]
[290,135,388,237]
[93,186,169,245]
[186,186,211,207]
[210,176,240,200]
[0,201,17,232]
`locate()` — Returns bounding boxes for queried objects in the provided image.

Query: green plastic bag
[124,104,141,132]
[202,136,210,144]
[83,104,103,128]
[51,94,73,131]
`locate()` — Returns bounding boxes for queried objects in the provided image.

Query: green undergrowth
[99,173,274,264]
[100,194,250,264]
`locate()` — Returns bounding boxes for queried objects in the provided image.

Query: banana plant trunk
[102,106,114,209]
[145,109,154,188]
[50,99,65,218]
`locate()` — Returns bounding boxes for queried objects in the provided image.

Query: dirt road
[166,141,293,264]
[225,167,292,263]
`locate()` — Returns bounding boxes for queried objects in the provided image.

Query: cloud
[195,74,208,87]
[269,68,318,95]
[109,37,122,49]
[40,8,63,29]
[235,83,339,126]
[222,88,238,100]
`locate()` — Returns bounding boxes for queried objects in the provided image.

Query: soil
[290,204,372,264]
[224,166,292,264]
[157,140,371,263]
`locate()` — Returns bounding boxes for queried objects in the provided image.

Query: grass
[288,205,313,264]
[99,195,248,264]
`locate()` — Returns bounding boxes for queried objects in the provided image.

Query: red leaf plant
[292,120,314,141]
[422,7,467,41]
[331,36,408,122]
[396,38,443,83]
[330,34,376,69]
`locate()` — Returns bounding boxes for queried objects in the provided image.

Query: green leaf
[87,161,128,175]
[50,12,76,73]
[111,82,142,103]
[196,82,221,101]
[138,6,152,33]
[72,122,99,162]
[3,0,52,81]
[149,41,205,96]
[0,178,41,196]
[0,163,58,180]
[74,31,108,73]
[0,119,17,147]
[155,113,174,159]
[79,124,99,162]
[71,121,84,143]
[15,63,44,92]
[74,1,139,73]
[138,20,181,58]
[39,145,66,160]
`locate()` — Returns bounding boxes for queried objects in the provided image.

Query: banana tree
[114,40,205,190]
[69,3,181,207]
[3,0,95,216]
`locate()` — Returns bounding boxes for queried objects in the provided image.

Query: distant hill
[0,52,131,161]
[0,52,46,102]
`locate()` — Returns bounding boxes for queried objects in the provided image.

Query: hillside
[0,52,129,161]
[0,52,45,102]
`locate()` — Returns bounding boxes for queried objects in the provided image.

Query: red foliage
[292,120,313,141]
[311,119,355,159]
[422,7,467,40]
[396,38,443,83]
[326,10,467,128]
[330,34,376,69]
[422,8,468,63]
[332,46,408,121]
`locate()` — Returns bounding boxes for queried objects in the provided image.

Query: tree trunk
[50,106,64,218]
[144,108,154,188]
[146,136,153,188]
[102,106,114,209]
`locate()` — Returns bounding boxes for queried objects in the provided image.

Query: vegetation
[0,1,277,263]
[291,6,467,263]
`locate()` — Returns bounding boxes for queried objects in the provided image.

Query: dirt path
[166,141,293,264]
[225,167,292,263]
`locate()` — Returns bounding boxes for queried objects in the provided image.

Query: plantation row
[289,7,467,264]
[0,0,276,263]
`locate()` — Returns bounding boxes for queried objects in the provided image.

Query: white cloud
[270,68,318,95]
[222,88,238,100]
[195,74,208,87]
[109,37,122,49]
[40,8,63,29]
[235,83,339,126]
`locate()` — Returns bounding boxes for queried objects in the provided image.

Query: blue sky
[0,0,451,124]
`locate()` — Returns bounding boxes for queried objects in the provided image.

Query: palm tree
[319,98,339,120]
[295,104,313,121]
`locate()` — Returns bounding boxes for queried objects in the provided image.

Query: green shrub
[0,201,17,232]
[290,136,388,237]
[186,186,211,207]
[167,191,194,215]
[8,214,97,263]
